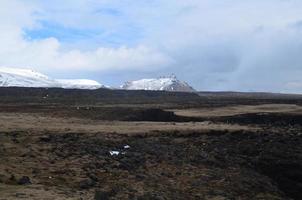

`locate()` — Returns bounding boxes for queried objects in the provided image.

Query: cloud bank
[1,0,302,93]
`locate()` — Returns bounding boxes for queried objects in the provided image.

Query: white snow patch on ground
[109,151,120,156]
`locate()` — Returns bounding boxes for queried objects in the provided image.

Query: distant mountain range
[0,67,195,92]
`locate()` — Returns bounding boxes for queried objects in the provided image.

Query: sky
[1,0,302,93]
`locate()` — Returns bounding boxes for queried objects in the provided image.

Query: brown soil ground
[0,88,301,200]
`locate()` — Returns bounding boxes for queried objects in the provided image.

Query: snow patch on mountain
[121,75,196,92]
[57,79,105,89]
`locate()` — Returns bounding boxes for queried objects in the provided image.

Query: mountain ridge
[0,67,195,92]
[0,67,105,90]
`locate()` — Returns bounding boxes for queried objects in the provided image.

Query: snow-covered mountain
[121,75,196,92]
[0,68,196,92]
[0,67,60,88]
[0,67,105,90]
[57,79,104,89]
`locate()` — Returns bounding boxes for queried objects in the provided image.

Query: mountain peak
[121,75,196,92]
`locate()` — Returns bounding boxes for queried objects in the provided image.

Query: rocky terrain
[0,87,301,200]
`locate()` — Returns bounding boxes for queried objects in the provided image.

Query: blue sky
[1,0,302,92]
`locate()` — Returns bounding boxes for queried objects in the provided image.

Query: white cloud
[0,0,172,72]
[1,0,302,92]
[284,81,302,94]
[0,36,172,71]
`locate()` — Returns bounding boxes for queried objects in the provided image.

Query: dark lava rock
[94,190,111,200]
[87,173,99,182]
[15,193,27,198]
[137,193,165,200]
[17,176,31,185]
[39,136,51,142]
[135,174,146,180]
[79,178,95,189]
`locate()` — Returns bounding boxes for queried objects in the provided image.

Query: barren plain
[0,88,301,200]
